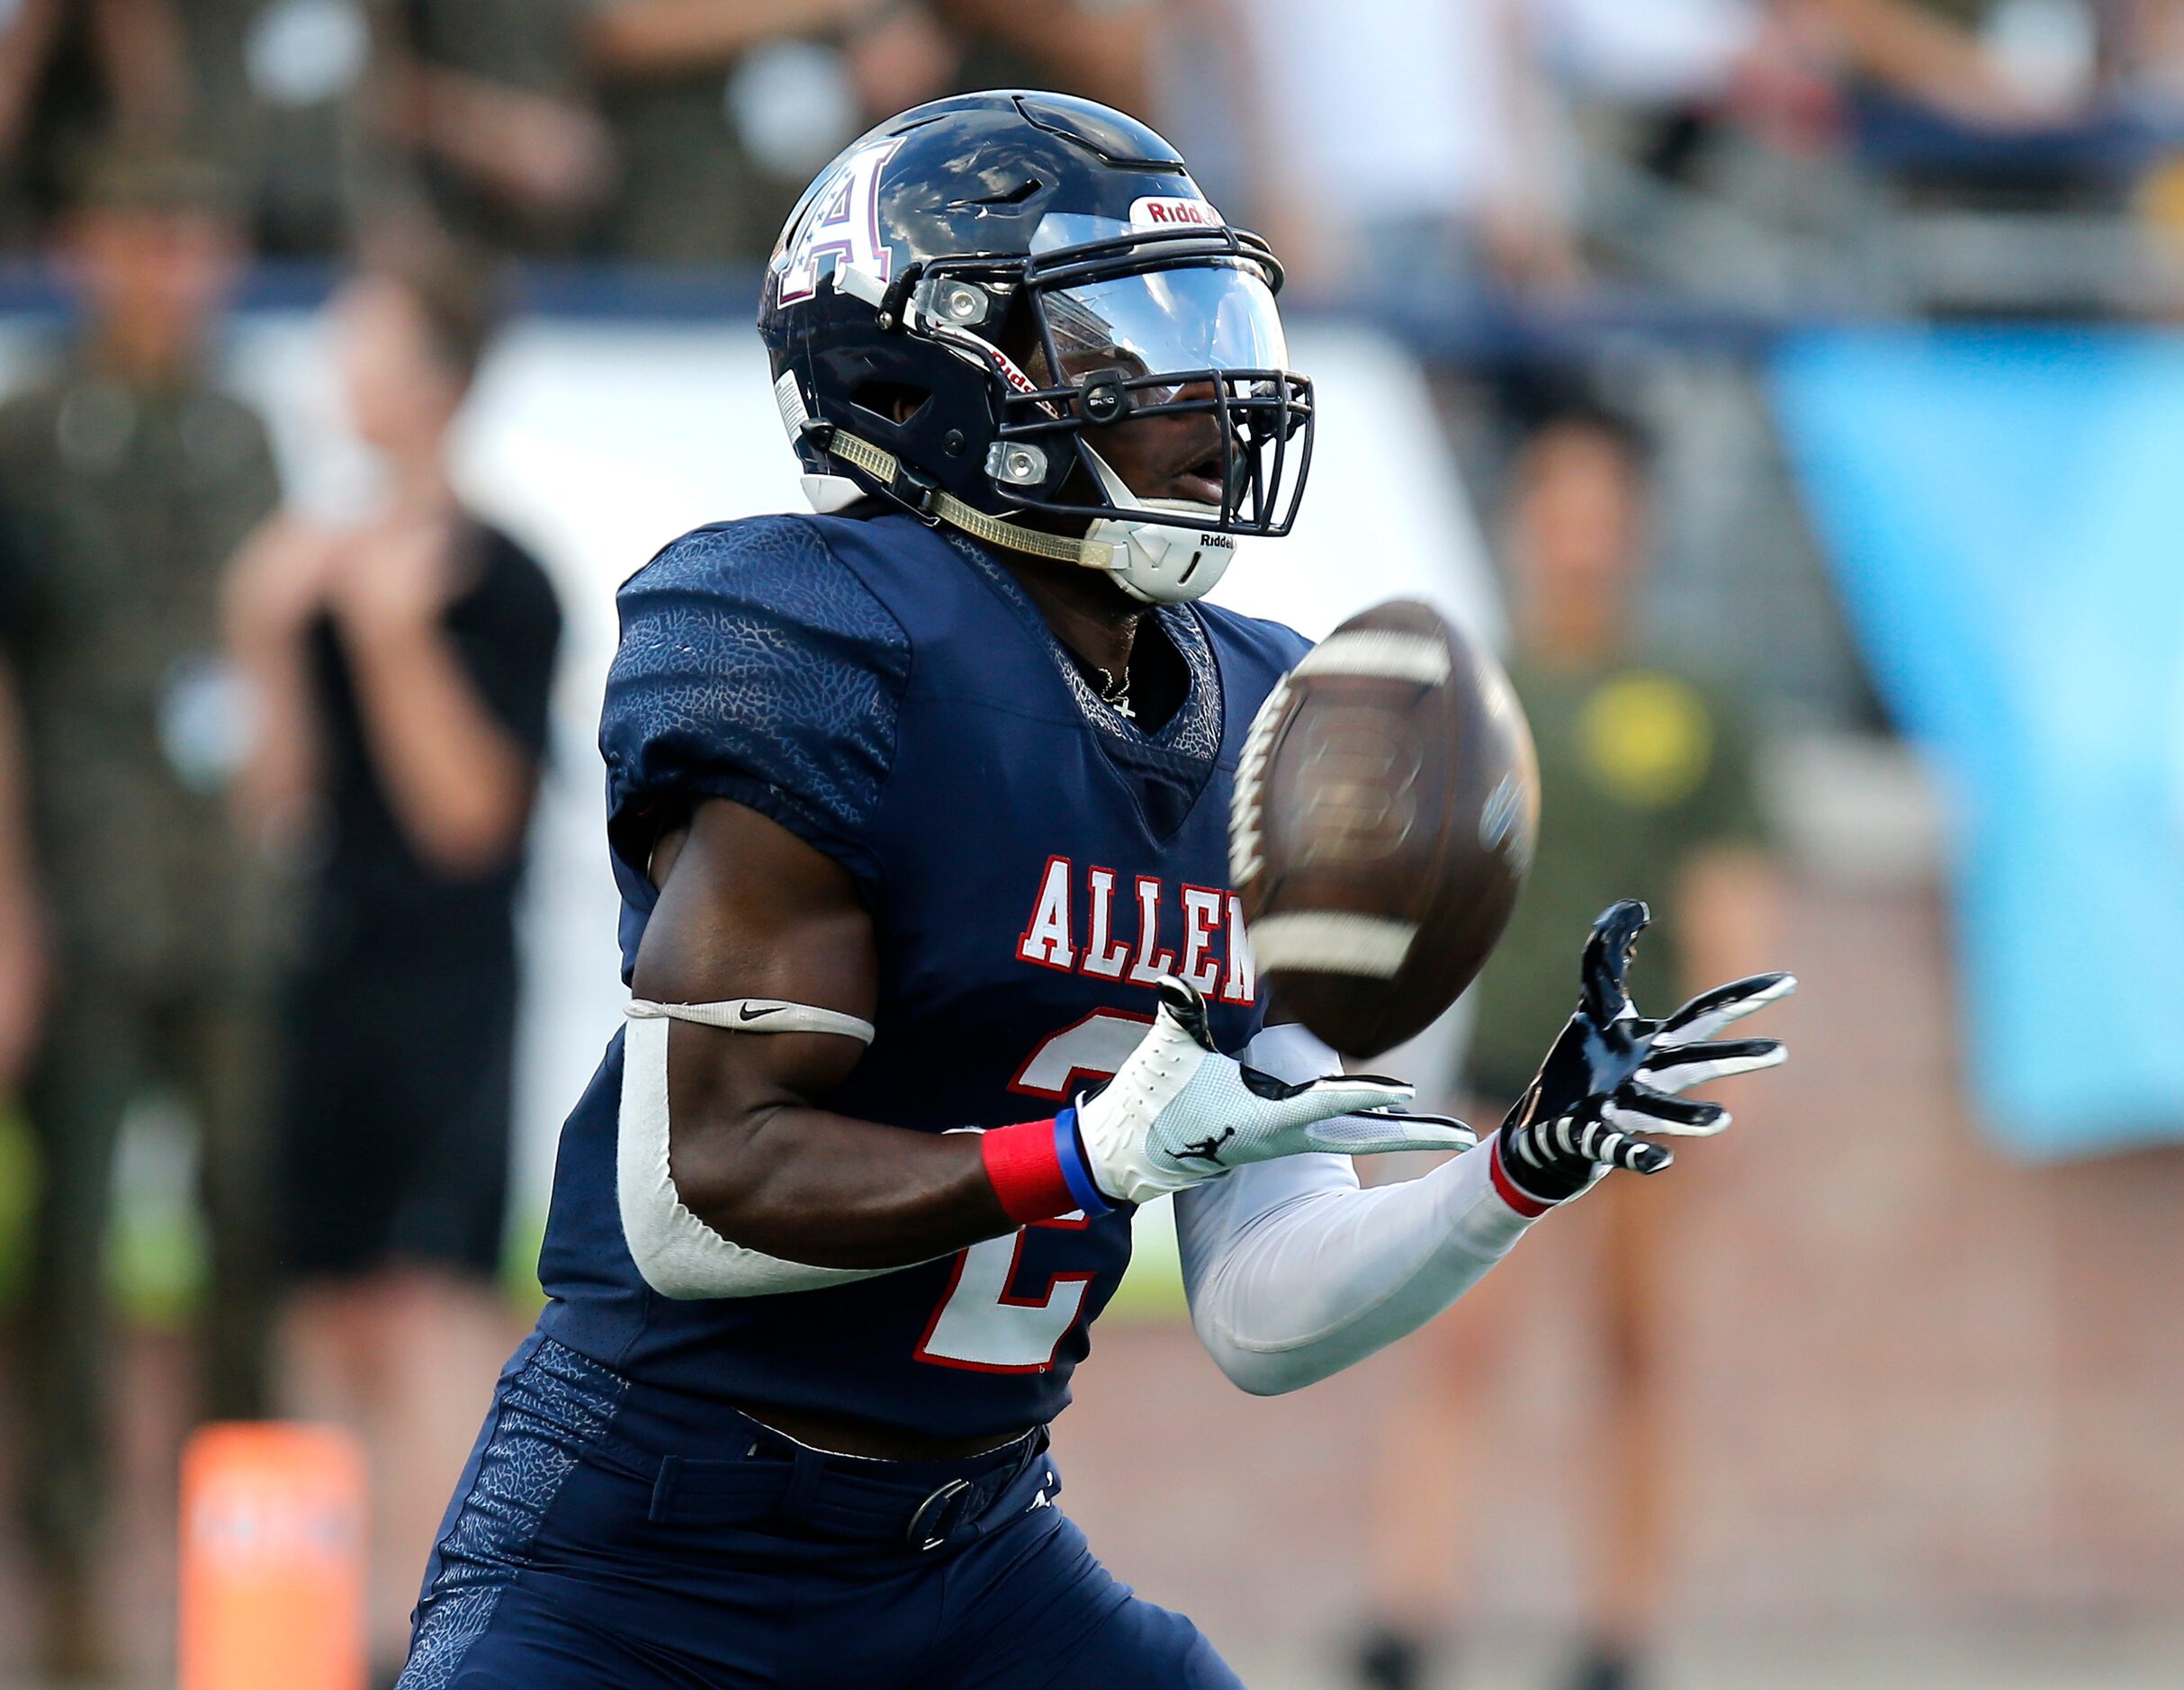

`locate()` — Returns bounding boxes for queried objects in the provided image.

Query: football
[1229,599,1539,1059]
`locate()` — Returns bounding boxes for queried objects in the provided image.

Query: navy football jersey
[534,510,1308,1442]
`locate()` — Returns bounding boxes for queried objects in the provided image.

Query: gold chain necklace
[1092,665,1134,720]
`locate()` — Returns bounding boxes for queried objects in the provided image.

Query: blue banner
[1774,328,2184,1157]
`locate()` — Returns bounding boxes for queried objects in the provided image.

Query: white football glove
[1069,977,1477,1206]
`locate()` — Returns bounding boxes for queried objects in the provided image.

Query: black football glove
[1496,899,1795,1205]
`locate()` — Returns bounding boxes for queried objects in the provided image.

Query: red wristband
[980,1119,1078,1225]
[1488,1132,1555,1219]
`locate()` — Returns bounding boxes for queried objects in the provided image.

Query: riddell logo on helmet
[1129,196,1220,230]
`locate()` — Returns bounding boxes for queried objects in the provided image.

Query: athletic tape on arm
[616,1002,887,1299]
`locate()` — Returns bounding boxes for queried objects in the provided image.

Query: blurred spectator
[937,0,1151,113]
[580,0,1153,265]
[1354,391,1783,1690]
[179,0,366,256]
[0,0,191,245]
[0,145,282,1678]
[581,0,904,266]
[370,0,616,254]
[1802,0,2090,126]
[1218,0,1579,304]
[1537,0,2088,157]
[0,517,36,1091]
[1199,0,2097,320]
[1550,0,2072,127]
[181,0,612,258]
[223,235,561,1675]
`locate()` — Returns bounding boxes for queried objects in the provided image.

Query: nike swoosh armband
[980,1108,1114,1224]
[625,998,878,1042]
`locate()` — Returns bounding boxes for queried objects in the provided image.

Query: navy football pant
[397,1335,1242,1689]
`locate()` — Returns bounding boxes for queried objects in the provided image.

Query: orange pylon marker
[179,1422,368,1690]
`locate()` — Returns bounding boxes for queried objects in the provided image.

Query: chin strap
[820,427,1123,572]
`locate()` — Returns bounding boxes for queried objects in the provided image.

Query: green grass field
[0,1107,1190,1326]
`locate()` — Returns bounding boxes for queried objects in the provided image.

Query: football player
[397,93,1793,1689]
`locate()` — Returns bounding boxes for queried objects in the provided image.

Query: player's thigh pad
[923,1508,1244,1690]
[1034,1589,1244,1689]
[400,1337,748,1690]
[401,1588,706,1690]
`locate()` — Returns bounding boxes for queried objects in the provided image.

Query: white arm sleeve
[1175,1023,1541,1396]
[617,1005,901,1299]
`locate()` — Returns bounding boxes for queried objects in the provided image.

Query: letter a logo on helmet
[775,137,904,307]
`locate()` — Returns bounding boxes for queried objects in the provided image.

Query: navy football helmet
[758,90,1311,604]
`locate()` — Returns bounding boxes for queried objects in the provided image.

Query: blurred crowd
[4,0,2184,306]
[0,2,2174,1688]
[0,150,562,1677]
[0,0,1156,265]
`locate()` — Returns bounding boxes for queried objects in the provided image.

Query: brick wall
[1054,876,2184,1659]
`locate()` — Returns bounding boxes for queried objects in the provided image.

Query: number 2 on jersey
[912,1012,1149,1372]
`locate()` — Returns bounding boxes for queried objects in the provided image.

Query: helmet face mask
[759,93,1315,599]
[995,230,1312,537]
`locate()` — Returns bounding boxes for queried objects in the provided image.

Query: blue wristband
[1051,1108,1114,1218]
